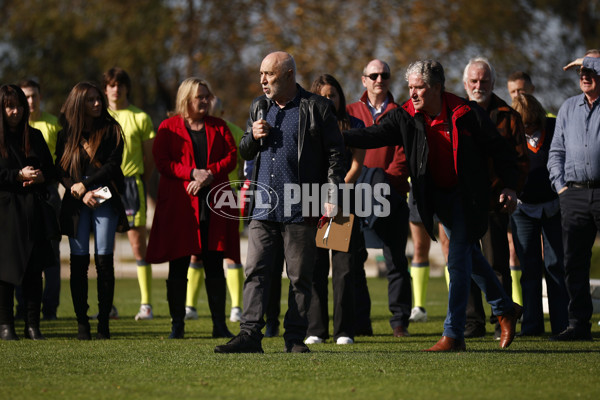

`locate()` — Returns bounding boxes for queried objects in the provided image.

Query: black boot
[0,280,18,340]
[70,254,91,340]
[95,254,115,340]
[166,279,187,339]
[22,265,45,340]
[205,277,233,338]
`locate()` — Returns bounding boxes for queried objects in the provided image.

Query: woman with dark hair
[304,74,365,345]
[0,84,55,340]
[510,93,568,336]
[56,81,128,340]
[146,78,237,339]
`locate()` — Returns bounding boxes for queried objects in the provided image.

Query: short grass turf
[2,277,599,400]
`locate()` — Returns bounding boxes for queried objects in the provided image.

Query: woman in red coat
[146,78,237,339]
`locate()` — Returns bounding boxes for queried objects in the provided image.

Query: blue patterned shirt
[253,94,303,222]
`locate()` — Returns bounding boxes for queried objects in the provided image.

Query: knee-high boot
[0,280,18,341]
[167,279,187,339]
[95,254,115,340]
[22,269,45,340]
[70,254,91,340]
[205,277,233,338]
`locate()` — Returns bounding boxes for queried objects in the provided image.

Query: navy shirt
[253,94,303,222]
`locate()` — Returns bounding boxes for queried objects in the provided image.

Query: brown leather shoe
[393,326,410,337]
[496,303,523,348]
[423,336,466,352]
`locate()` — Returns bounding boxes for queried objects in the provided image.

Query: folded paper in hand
[315,214,355,252]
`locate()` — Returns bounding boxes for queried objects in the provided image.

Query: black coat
[0,128,55,285]
[344,92,519,242]
[239,85,346,215]
[55,126,129,237]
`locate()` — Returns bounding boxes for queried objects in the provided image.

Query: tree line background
[1,0,597,130]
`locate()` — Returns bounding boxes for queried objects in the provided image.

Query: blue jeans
[69,201,119,256]
[510,207,568,334]
[435,189,512,340]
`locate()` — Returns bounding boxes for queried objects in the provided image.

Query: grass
[2,277,599,400]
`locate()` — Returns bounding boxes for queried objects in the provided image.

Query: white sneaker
[185,306,198,320]
[304,336,324,344]
[134,304,153,321]
[229,307,242,322]
[409,306,428,322]
[336,336,354,345]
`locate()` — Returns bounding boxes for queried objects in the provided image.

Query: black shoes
[284,340,310,353]
[212,322,234,338]
[264,322,280,338]
[77,321,91,340]
[0,324,19,341]
[215,332,264,353]
[464,323,486,338]
[25,325,46,340]
[549,327,593,341]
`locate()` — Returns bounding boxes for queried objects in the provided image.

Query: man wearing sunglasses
[347,60,412,339]
[462,57,529,340]
[547,51,600,341]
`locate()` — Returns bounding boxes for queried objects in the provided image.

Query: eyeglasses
[365,72,391,81]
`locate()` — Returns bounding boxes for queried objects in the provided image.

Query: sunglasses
[365,72,391,81]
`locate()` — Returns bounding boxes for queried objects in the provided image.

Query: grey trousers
[240,220,317,343]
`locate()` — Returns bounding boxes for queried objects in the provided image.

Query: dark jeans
[307,217,360,340]
[511,207,568,334]
[241,220,317,343]
[466,210,512,328]
[559,187,600,332]
[434,188,512,340]
[376,197,411,329]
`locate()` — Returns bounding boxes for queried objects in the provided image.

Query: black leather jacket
[239,85,345,216]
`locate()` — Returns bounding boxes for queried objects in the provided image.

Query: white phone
[95,186,112,203]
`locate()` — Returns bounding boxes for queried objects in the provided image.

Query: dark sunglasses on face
[365,72,391,81]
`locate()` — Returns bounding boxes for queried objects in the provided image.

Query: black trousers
[559,187,600,332]
[466,210,512,327]
[306,217,361,340]
[378,197,411,329]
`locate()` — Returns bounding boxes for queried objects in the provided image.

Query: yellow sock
[510,266,523,305]
[136,263,152,305]
[226,264,244,309]
[444,265,450,291]
[410,263,429,309]
[186,263,204,308]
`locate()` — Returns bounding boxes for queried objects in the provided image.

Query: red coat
[146,115,237,263]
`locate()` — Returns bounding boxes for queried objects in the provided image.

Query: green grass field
[2,277,599,400]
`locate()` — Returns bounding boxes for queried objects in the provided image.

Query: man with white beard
[462,57,529,339]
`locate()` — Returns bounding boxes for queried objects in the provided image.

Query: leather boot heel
[0,324,19,341]
[25,325,46,340]
[78,321,91,340]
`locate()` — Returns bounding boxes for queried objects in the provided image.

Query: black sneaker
[464,323,486,338]
[284,340,311,353]
[214,333,264,353]
[549,327,592,341]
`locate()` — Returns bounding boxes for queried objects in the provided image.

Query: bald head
[260,51,297,106]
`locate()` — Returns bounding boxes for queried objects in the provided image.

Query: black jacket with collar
[344,92,518,242]
[239,85,345,217]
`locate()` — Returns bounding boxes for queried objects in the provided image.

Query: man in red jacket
[347,59,412,338]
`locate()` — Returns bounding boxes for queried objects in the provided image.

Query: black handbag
[38,191,61,241]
